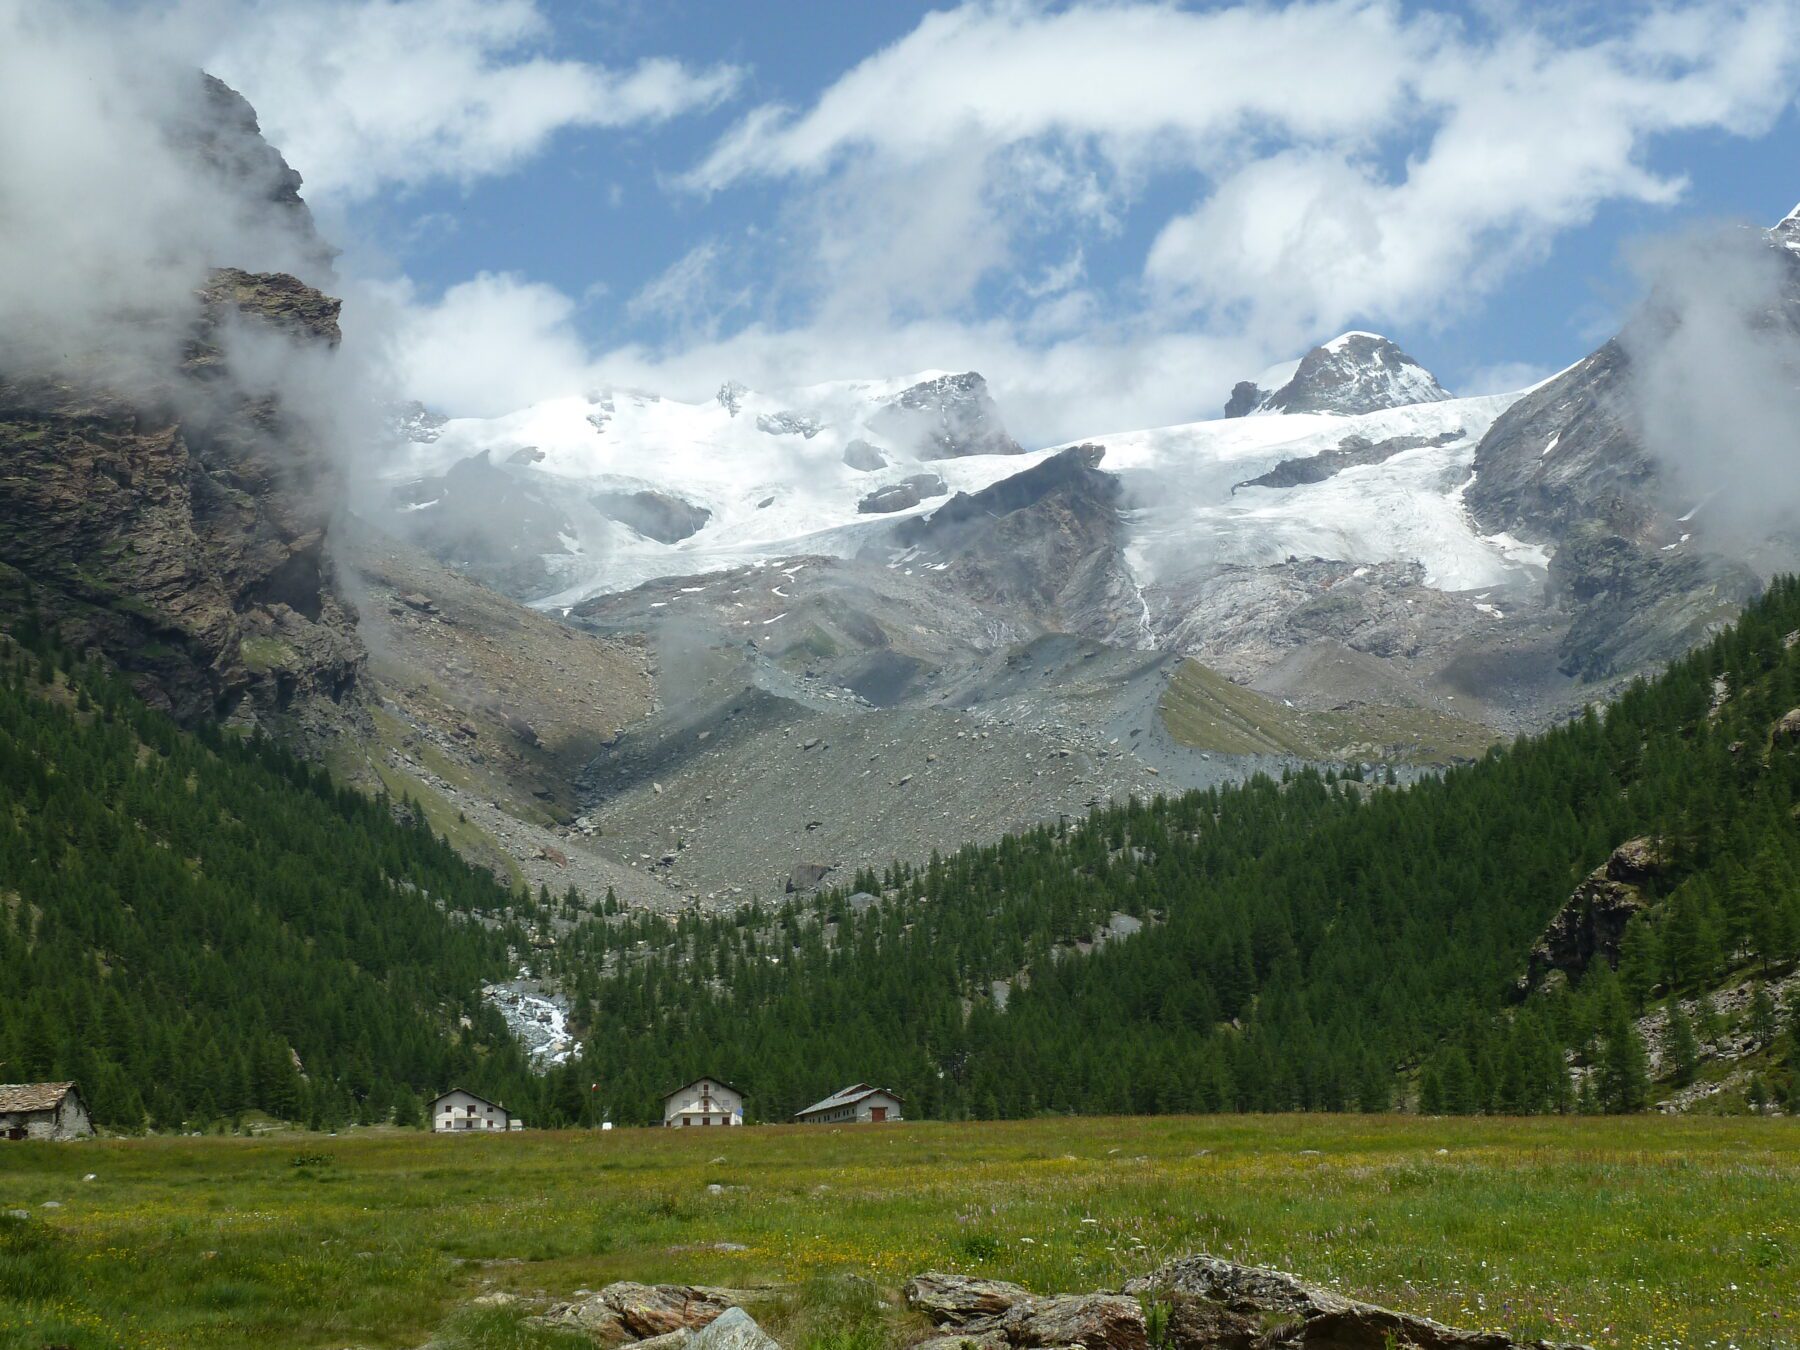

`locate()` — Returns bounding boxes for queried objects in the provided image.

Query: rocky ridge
[1464,208,1800,680]
[0,266,364,750]
[0,73,364,750]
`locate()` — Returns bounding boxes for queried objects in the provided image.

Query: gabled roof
[431,1087,509,1113]
[794,1083,904,1118]
[0,1082,78,1113]
[660,1075,740,1102]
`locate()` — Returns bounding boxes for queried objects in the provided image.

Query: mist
[0,5,334,378]
[1622,217,1800,547]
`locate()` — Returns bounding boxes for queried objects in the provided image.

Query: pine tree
[1664,1000,1699,1087]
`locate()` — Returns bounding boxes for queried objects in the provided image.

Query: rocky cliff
[1467,210,1800,680]
[0,76,364,750]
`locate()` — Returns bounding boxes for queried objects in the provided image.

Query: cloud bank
[379,0,1800,440]
[204,0,742,201]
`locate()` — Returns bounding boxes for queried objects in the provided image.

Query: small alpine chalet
[661,1076,743,1127]
[430,1088,522,1133]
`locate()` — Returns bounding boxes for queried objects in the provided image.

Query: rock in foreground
[905,1255,1592,1350]
[539,1282,767,1344]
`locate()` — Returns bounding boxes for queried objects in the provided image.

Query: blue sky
[194,0,1800,440]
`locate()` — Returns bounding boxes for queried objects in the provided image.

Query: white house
[661,1076,743,1127]
[0,1082,93,1141]
[794,1084,903,1125]
[431,1088,522,1133]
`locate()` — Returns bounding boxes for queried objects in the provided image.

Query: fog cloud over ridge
[1623,217,1800,545]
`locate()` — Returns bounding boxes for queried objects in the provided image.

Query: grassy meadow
[2,1115,1797,1350]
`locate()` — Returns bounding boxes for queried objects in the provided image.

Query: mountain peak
[1776,202,1800,252]
[1225,332,1452,418]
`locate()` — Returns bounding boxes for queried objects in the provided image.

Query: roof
[0,1082,78,1113]
[431,1087,508,1113]
[661,1075,740,1102]
[794,1083,904,1118]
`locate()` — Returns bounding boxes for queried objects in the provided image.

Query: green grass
[239,636,298,673]
[1160,660,1497,765]
[2,1116,1796,1350]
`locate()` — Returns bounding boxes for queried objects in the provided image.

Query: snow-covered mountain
[381,335,1520,616]
[384,370,1049,605]
[1224,332,1452,418]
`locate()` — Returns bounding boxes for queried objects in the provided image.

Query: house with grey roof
[794,1084,903,1125]
[0,1082,93,1141]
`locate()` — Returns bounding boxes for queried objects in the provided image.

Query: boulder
[540,1282,754,1343]
[907,1259,1587,1350]
[1777,708,1800,745]
[914,1333,1009,1350]
[1125,1254,1589,1350]
[1000,1294,1145,1350]
[689,1308,780,1350]
[903,1273,1032,1327]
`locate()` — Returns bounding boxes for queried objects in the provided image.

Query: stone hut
[0,1082,94,1141]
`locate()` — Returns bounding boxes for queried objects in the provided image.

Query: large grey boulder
[688,1307,780,1350]
[999,1293,1145,1350]
[540,1282,758,1344]
[1125,1254,1590,1350]
[907,1258,1588,1350]
[902,1273,1031,1327]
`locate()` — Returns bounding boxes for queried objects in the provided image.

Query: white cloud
[352,271,594,416]
[327,0,1800,445]
[679,0,1800,366]
[1146,1,1800,344]
[204,0,742,201]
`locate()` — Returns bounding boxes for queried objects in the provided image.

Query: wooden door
[869,1106,887,1123]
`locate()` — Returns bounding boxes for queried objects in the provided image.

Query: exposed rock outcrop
[1465,209,1800,682]
[843,439,888,471]
[539,1282,765,1344]
[903,1274,1144,1350]
[1519,837,1666,992]
[906,1260,1587,1350]
[1126,1254,1589,1350]
[0,267,364,750]
[858,474,948,515]
[886,444,1134,635]
[0,75,363,752]
[1224,380,1265,419]
[594,490,713,544]
[1235,429,1465,493]
[1775,707,1800,745]
[869,372,1024,459]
